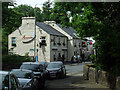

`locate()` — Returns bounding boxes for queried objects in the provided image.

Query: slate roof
[56,24,77,38]
[36,22,66,37]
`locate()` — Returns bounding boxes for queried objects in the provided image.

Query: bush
[90,54,96,63]
[2,53,32,70]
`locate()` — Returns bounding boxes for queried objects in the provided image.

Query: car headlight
[24,83,32,88]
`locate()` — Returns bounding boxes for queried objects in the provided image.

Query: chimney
[44,21,56,26]
[22,17,35,25]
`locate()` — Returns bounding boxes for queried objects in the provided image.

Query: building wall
[50,35,68,62]
[8,18,82,62]
[45,21,82,61]
[8,17,35,57]
[36,26,51,62]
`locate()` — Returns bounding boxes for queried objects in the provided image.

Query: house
[45,21,82,61]
[8,17,81,62]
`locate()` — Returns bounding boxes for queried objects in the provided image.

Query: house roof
[36,22,66,37]
[56,24,77,38]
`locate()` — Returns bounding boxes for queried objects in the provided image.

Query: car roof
[22,62,35,64]
[11,69,33,72]
[50,61,63,64]
[0,71,9,75]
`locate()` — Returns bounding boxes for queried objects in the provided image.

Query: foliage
[90,54,96,63]
[2,2,120,75]
[52,2,120,75]
[2,54,32,70]
[2,2,22,54]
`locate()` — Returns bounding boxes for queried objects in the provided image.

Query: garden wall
[83,65,120,89]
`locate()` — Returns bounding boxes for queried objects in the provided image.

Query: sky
[16,0,54,8]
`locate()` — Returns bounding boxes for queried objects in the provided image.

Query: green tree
[52,2,120,75]
[2,2,22,54]
[41,1,52,21]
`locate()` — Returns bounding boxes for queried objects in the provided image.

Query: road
[44,62,108,89]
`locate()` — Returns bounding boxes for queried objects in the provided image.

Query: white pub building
[8,17,82,62]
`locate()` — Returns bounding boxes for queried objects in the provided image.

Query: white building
[8,17,81,62]
[46,21,82,61]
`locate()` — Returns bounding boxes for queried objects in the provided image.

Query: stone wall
[83,64,119,89]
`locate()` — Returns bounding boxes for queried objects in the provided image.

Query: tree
[52,2,120,75]
[41,1,52,21]
[2,2,22,54]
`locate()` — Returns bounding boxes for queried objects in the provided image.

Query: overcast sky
[16,0,54,8]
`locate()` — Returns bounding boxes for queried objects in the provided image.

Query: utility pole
[34,4,37,61]
[34,4,43,61]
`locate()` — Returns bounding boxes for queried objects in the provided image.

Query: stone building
[8,17,81,62]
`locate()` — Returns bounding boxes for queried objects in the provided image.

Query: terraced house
[8,17,82,62]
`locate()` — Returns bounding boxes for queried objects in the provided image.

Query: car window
[11,71,33,79]
[2,74,9,89]
[20,64,41,72]
[47,63,62,68]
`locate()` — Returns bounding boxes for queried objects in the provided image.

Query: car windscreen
[20,64,40,72]
[1,74,9,88]
[47,63,62,68]
[1,74,8,82]
[11,71,33,79]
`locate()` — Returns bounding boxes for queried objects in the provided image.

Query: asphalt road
[44,62,108,89]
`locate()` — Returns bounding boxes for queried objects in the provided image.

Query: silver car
[11,69,38,90]
[0,71,22,90]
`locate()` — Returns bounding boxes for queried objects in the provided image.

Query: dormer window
[12,37,16,46]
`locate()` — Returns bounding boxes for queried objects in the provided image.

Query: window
[57,38,61,45]
[2,75,9,89]
[39,37,46,46]
[53,37,56,46]
[79,43,81,47]
[12,37,16,46]
[63,38,65,46]
[53,54,56,61]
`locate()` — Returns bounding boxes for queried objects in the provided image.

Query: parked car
[0,71,22,90]
[71,55,82,63]
[20,62,46,88]
[11,69,38,90]
[46,61,66,79]
[34,61,49,69]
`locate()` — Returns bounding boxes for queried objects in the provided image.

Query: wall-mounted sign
[22,32,35,43]
[30,49,34,51]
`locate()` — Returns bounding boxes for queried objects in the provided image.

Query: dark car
[0,71,22,90]
[20,62,46,88]
[46,61,66,79]
[11,69,38,90]
[34,61,49,69]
